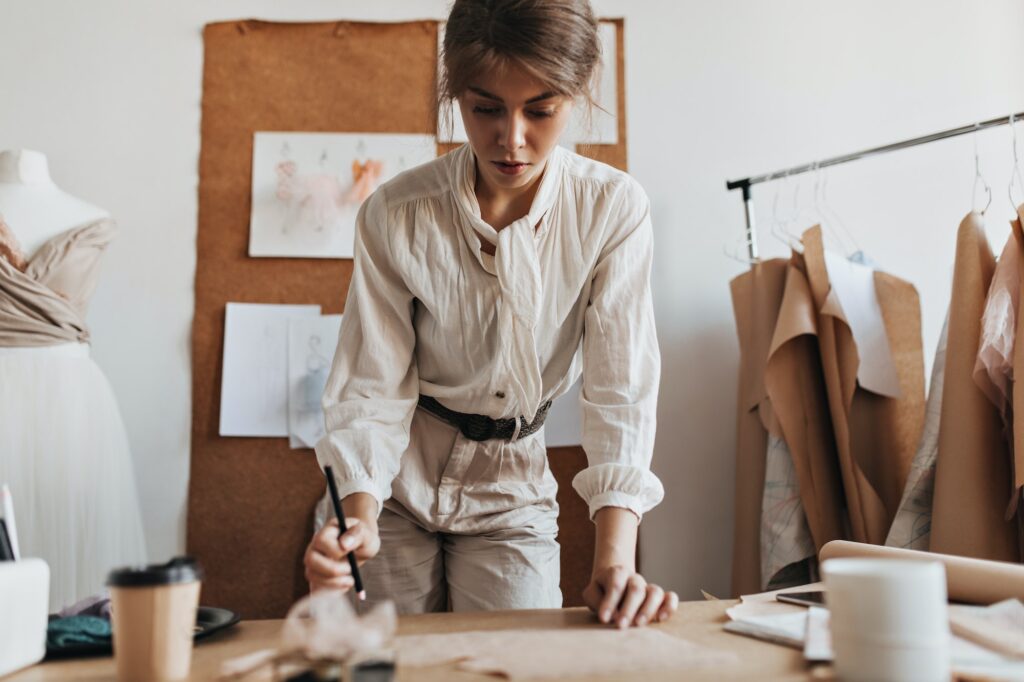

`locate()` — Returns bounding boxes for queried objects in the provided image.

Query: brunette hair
[438,0,601,135]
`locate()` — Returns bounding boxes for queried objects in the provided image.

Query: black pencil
[323,465,366,601]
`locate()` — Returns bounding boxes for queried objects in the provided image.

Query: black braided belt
[417,395,553,442]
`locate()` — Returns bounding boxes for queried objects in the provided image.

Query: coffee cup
[107,557,203,681]
[823,558,950,682]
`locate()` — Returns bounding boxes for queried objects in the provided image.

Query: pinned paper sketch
[288,315,342,449]
[544,379,583,447]
[219,303,321,437]
[249,132,436,258]
[437,21,618,147]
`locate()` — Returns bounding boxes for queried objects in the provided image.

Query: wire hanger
[972,122,992,215]
[722,232,760,265]
[791,161,848,254]
[722,228,760,265]
[814,163,861,256]
[1010,113,1024,209]
[769,172,802,252]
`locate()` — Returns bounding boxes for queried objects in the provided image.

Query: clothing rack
[725,111,1024,260]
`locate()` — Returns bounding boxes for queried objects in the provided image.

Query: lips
[492,160,529,176]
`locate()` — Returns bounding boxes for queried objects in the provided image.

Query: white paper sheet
[219,303,321,437]
[823,250,901,397]
[249,132,437,259]
[288,315,342,449]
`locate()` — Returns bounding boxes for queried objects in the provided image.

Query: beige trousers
[320,406,563,613]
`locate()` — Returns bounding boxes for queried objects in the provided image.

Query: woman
[305,0,678,628]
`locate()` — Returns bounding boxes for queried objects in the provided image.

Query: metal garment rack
[725,111,1024,260]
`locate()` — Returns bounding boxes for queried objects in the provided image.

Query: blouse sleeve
[572,179,665,521]
[314,187,419,513]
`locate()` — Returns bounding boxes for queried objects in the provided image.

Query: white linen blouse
[315,142,664,521]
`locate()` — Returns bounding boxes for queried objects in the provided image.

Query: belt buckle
[462,413,496,441]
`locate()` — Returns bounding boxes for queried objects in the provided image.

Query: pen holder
[0,558,49,676]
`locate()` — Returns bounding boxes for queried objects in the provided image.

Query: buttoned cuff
[330,477,387,518]
[314,438,392,519]
[571,462,665,521]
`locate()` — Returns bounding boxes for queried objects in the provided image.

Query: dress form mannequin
[0,149,146,610]
[0,149,109,258]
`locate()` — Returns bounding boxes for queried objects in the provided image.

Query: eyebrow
[467,86,559,104]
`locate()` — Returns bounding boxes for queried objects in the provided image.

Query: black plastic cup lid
[107,556,203,587]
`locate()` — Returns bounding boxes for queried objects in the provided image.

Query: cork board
[189,19,630,619]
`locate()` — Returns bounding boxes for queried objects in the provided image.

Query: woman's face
[458,63,575,197]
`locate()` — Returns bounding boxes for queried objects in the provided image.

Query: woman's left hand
[583,565,679,628]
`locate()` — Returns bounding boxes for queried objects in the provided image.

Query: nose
[499,110,526,152]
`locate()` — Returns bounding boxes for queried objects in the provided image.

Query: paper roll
[820,540,1024,605]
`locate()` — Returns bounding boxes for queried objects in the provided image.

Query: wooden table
[11,601,813,681]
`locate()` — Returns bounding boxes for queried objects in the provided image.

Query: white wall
[1,0,1022,599]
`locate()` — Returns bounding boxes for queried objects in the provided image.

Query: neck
[0,150,54,185]
[474,158,547,217]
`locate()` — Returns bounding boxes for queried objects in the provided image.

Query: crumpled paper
[219,593,396,680]
[282,591,396,660]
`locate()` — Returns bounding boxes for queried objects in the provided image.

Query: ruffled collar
[446,144,566,423]
[448,143,565,275]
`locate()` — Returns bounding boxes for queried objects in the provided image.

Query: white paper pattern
[823,250,901,397]
[219,302,321,437]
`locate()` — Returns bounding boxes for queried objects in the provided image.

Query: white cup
[822,558,950,682]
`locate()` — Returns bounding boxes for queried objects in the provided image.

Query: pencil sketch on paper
[288,315,342,449]
[249,132,437,259]
[219,302,321,438]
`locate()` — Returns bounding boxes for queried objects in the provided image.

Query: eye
[528,109,556,119]
[472,105,502,116]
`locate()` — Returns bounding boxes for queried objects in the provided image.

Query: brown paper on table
[729,259,789,596]
[820,540,1024,604]
[763,256,846,559]
[1009,206,1024,535]
[801,226,925,545]
[396,628,736,679]
[930,212,1019,562]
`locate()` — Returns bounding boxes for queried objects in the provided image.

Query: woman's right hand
[303,514,380,593]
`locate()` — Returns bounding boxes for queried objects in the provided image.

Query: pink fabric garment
[974,230,1021,429]
[275,158,385,233]
[275,161,347,232]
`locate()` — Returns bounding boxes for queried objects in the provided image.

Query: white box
[0,558,49,676]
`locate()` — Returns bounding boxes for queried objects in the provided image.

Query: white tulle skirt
[0,343,147,611]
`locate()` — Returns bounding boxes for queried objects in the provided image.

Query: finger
[337,518,365,553]
[310,575,355,592]
[597,569,629,624]
[657,591,680,622]
[313,526,345,561]
[634,584,665,627]
[306,549,351,578]
[582,582,603,614]
[613,575,647,629]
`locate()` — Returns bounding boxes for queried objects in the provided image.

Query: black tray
[45,606,241,660]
